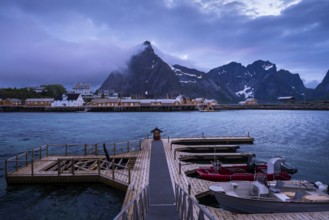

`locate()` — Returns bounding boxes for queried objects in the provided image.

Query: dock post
[188,183,191,196]
[4,159,7,177]
[84,144,87,156]
[15,154,18,171]
[32,149,34,162]
[46,144,49,157]
[31,159,34,176]
[114,143,116,155]
[179,162,181,175]
[65,144,68,156]
[128,167,131,184]
[72,158,75,176]
[57,159,60,176]
[95,144,98,155]
[39,146,42,159]
[25,152,28,167]
[98,159,101,176]
[127,141,130,153]
[174,150,176,160]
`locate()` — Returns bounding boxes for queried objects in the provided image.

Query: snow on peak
[262,64,274,71]
[235,85,254,99]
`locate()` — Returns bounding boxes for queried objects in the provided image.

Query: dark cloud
[0,0,328,89]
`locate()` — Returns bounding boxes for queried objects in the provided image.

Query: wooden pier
[5,136,329,219]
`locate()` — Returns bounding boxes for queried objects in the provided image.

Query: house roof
[54,94,81,101]
[5,98,21,102]
[25,98,54,102]
[121,99,141,103]
[91,98,119,103]
[245,98,256,101]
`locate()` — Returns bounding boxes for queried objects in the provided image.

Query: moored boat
[209,180,329,213]
[196,157,297,181]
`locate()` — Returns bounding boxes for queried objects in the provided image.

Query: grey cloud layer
[0,0,328,88]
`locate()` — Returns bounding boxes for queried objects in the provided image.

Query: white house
[51,94,85,107]
[73,83,93,96]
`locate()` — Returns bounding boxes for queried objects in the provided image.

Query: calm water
[0,110,329,219]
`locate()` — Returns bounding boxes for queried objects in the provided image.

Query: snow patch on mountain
[235,85,254,99]
[263,64,274,71]
[172,67,202,79]
[218,70,226,75]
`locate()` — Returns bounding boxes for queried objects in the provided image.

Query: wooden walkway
[5,137,329,219]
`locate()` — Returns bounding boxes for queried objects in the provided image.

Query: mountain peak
[143,40,151,46]
[141,40,154,54]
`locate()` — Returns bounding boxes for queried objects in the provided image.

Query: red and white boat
[196,157,297,182]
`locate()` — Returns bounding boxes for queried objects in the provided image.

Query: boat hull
[212,191,329,213]
[196,166,291,182]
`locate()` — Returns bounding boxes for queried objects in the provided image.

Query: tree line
[0,84,67,100]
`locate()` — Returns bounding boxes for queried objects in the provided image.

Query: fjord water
[0,110,329,219]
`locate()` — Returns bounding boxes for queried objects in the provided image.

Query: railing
[5,157,131,183]
[113,185,149,220]
[175,183,215,220]
[4,139,142,179]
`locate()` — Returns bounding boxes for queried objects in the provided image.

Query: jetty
[4,135,329,219]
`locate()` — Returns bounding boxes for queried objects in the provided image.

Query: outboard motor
[315,181,329,194]
[213,160,222,172]
[281,162,298,175]
[247,155,256,173]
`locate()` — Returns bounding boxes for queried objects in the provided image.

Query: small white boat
[209,180,329,213]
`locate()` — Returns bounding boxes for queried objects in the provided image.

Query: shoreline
[1,103,329,112]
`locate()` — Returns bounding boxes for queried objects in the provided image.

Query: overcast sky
[1,0,328,89]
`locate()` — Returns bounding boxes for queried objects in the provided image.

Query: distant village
[1,82,326,112]
[0,83,219,111]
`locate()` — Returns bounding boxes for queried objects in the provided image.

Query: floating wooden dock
[5,136,329,219]
[175,144,240,153]
[171,136,254,145]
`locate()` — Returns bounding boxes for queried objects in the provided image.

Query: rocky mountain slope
[99,41,329,103]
